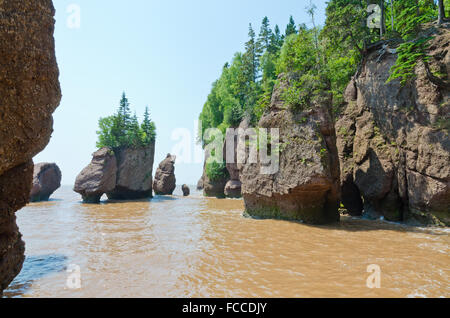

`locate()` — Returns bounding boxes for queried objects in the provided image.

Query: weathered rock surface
[239,74,341,224]
[336,27,450,226]
[202,150,230,198]
[153,154,176,195]
[30,163,61,202]
[196,177,204,190]
[224,128,242,198]
[0,0,61,294]
[74,148,117,203]
[106,144,155,200]
[182,184,190,196]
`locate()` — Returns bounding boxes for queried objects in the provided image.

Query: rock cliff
[239,75,341,224]
[153,154,176,195]
[336,26,450,226]
[30,163,62,202]
[0,0,61,294]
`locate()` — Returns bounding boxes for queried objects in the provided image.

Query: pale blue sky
[35,0,327,185]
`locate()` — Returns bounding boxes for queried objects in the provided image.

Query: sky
[35,0,328,185]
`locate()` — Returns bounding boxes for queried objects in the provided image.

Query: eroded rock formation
[336,27,450,226]
[75,144,155,202]
[106,144,156,200]
[0,0,61,294]
[202,150,229,198]
[182,184,190,196]
[74,148,117,203]
[30,163,62,202]
[239,74,341,224]
[153,154,176,195]
[224,128,242,198]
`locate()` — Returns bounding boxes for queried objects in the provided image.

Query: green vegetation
[205,161,229,182]
[96,92,156,149]
[198,1,446,142]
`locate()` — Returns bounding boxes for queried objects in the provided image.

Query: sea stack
[182,184,190,196]
[106,145,155,200]
[153,154,177,195]
[30,163,62,202]
[74,148,117,203]
[0,0,62,295]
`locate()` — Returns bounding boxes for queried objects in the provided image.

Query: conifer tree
[285,15,297,36]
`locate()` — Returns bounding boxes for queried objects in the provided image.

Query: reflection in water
[5,255,67,297]
[3,186,449,298]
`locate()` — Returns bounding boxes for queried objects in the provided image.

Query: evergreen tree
[141,106,156,143]
[258,16,273,54]
[96,93,156,150]
[285,15,297,36]
[243,23,260,83]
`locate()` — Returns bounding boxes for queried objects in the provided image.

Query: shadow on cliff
[2,254,67,297]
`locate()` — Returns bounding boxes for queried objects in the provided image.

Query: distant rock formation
[74,148,117,203]
[182,184,190,196]
[74,144,155,202]
[153,154,176,195]
[239,74,341,224]
[106,144,155,200]
[0,0,61,295]
[30,163,62,202]
[224,128,242,198]
[336,28,450,226]
[202,150,229,198]
[196,177,204,190]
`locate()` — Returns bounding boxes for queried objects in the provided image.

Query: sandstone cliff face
[106,144,155,200]
[224,128,242,198]
[0,0,61,294]
[153,154,176,195]
[239,75,341,224]
[336,27,450,226]
[30,163,62,202]
[74,148,117,203]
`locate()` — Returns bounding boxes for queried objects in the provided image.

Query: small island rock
[30,163,62,202]
[153,154,176,195]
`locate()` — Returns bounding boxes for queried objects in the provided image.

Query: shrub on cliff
[96,93,156,150]
[206,161,229,182]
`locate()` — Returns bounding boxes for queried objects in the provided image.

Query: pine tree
[243,23,259,83]
[285,15,297,36]
[141,106,156,143]
[258,16,272,53]
[272,25,284,50]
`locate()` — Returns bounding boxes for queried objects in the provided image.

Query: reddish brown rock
[106,144,155,200]
[153,154,176,195]
[74,148,117,203]
[239,74,341,224]
[30,163,62,202]
[182,184,190,196]
[0,0,61,294]
[336,27,450,226]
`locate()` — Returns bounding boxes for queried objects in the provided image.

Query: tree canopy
[97,92,156,150]
[199,1,446,145]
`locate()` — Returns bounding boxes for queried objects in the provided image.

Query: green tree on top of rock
[96,93,156,150]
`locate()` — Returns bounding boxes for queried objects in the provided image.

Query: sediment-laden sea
[3,186,449,298]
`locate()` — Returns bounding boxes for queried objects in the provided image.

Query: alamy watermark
[170,120,280,175]
[66,264,82,289]
[66,4,81,29]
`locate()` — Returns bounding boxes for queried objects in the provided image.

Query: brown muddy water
[3,186,449,298]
